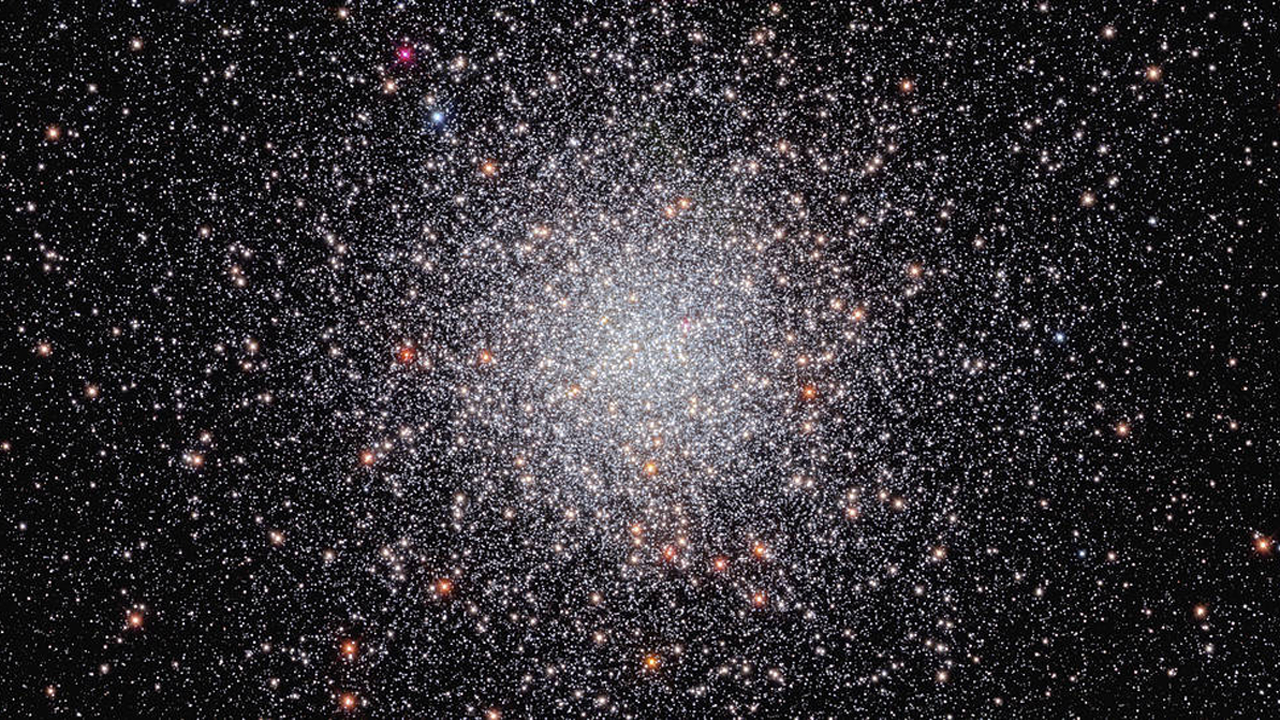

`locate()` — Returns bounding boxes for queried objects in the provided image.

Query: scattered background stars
[2,2,1279,718]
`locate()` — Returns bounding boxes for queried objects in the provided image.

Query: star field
[2,2,1279,718]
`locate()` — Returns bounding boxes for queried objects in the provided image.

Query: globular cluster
[2,2,1278,718]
